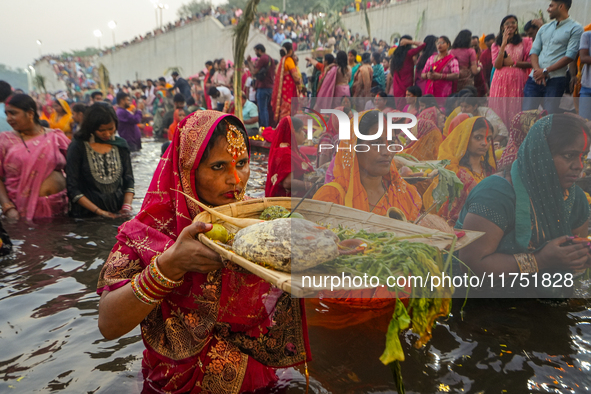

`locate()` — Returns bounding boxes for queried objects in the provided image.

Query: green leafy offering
[428,159,464,210]
[380,300,411,365]
[260,206,290,221]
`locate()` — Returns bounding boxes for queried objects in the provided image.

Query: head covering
[314,110,421,220]
[511,115,584,251]
[497,109,547,170]
[422,116,497,213]
[56,98,72,116]
[97,110,310,391]
[437,117,496,172]
[417,106,440,124]
[265,116,313,197]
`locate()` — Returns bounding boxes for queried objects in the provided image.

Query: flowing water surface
[1,139,590,393]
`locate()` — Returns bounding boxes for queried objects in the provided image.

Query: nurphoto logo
[303,107,418,153]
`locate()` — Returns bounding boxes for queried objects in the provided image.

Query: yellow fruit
[204,224,229,243]
[424,169,433,175]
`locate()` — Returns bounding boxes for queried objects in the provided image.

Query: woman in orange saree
[97,110,310,394]
[48,98,73,139]
[311,110,422,327]
[271,42,302,124]
[405,118,443,161]
[423,116,496,226]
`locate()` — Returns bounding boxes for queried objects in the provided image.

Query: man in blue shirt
[0,81,12,132]
[522,0,583,114]
[273,28,286,45]
[241,91,259,136]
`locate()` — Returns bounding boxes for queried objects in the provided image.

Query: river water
[1,139,590,393]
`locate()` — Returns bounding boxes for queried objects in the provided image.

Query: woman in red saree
[421,36,460,98]
[97,110,310,394]
[271,42,302,124]
[0,94,69,221]
[265,116,314,197]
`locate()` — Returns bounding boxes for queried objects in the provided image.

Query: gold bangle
[131,273,161,305]
[150,255,184,288]
[514,253,538,273]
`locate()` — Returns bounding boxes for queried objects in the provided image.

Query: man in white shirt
[207,86,233,111]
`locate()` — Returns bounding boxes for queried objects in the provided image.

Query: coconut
[232,218,339,272]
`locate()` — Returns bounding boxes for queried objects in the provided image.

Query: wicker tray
[195,198,484,296]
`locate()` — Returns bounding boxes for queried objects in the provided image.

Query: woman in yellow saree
[48,99,73,139]
[423,116,496,226]
[313,110,422,220]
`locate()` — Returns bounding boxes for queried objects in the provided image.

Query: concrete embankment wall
[35,0,590,88]
[342,0,590,44]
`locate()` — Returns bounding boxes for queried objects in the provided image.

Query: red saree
[271,56,298,124]
[97,110,310,394]
[265,117,313,197]
[424,54,456,97]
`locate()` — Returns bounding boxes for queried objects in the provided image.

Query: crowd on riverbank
[1,0,591,392]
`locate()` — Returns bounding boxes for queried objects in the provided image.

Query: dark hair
[459,117,494,172]
[438,35,452,48]
[173,93,186,103]
[390,35,413,73]
[254,43,266,52]
[406,86,422,97]
[291,116,304,132]
[72,103,87,114]
[336,51,348,76]
[452,29,472,49]
[158,77,166,82]
[202,117,249,161]
[5,94,40,125]
[324,54,335,65]
[280,42,293,57]
[524,21,536,32]
[116,91,129,104]
[495,15,523,47]
[171,71,179,77]
[0,80,12,102]
[419,94,438,109]
[485,33,496,42]
[471,36,479,41]
[547,114,591,156]
[207,86,219,97]
[161,141,171,157]
[186,97,196,106]
[361,52,372,64]
[90,91,103,100]
[552,0,572,10]
[358,110,382,135]
[348,49,357,59]
[76,103,119,142]
[416,35,437,74]
[459,94,480,108]
[372,51,382,64]
[205,61,213,67]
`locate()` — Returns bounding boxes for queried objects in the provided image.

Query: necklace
[18,127,46,153]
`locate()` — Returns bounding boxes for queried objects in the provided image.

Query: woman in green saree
[456,114,591,283]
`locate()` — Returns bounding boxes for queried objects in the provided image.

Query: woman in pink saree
[421,36,460,98]
[97,110,310,394]
[0,94,69,221]
[314,51,351,111]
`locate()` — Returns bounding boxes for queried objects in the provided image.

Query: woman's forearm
[0,179,13,206]
[98,284,156,340]
[77,196,101,214]
[459,250,521,276]
[123,192,134,206]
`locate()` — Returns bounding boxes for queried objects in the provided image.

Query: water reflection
[0,139,590,393]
